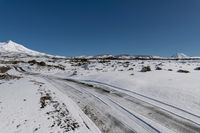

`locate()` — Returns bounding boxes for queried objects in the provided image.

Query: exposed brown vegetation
[0,74,21,80]
[0,66,10,73]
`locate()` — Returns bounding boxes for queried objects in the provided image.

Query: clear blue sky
[0,0,200,56]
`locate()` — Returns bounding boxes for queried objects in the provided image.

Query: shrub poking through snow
[0,66,10,73]
[38,87,80,132]
[40,94,52,108]
[0,74,21,80]
[128,68,134,71]
[28,60,46,66]
[98,59,110,63]
[28,60,37,65]
[194,67,200,70]
[38,61,46,66]
[177,69,190,73]
[140,66,151,72]
[70,58,90,66]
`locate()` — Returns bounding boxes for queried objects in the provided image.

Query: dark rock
[155,67,162,70]
[140,66,151,72]
[177,69,190,73]
[194,67,200,70]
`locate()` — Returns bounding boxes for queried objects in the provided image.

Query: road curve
[44,77,200,133]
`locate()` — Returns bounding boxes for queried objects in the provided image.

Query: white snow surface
[1,41,200,133]
[0,73,100,133]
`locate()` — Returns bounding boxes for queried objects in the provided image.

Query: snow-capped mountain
[0,40,47,56]
[93,54,114,58]
[172,53,189,58]
[0,40,197,60]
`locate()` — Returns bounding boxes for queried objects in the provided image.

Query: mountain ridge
[0,40,199,59]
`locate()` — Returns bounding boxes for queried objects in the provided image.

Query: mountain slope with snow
[172,53,189,59]
[0,40,47,56]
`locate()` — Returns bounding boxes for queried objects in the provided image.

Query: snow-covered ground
[1,41,200,133]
